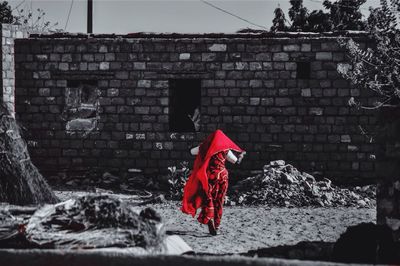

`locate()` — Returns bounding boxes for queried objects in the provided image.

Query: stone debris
[62,170,155,195]
[1,195,165,250]
[228,160,376,208]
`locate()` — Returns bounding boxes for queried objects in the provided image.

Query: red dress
[181,130,244,229]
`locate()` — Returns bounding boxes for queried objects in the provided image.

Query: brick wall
[14,33,377,184]
[1,24,27,116]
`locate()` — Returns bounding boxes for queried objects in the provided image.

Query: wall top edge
[25,31,368,40]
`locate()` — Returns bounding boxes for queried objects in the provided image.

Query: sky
[7,0,381,34]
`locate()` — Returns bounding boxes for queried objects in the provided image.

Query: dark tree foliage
[308,10,333,32]
[0,1,14,23]
[323,0,367,30]
[271,7,288,32]
[288,0,310,31]
[338,0,400,107]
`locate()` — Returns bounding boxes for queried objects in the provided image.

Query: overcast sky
[8,0,380,34]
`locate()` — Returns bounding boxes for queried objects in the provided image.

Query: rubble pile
[228,160,375,208]
[20,195,165,249]
[62,170,156,195]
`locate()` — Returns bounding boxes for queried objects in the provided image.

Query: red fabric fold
[181,129,244,217]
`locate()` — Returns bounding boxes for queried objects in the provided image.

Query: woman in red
[181,130,245,235]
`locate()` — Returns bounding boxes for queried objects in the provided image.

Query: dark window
[169,79,201,132]
[62,80,99,133]
[297,62,311,79]
[67,80,97,105]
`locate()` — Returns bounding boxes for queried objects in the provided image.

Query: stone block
[137,80,151,88]
[115,71,129,79]
[275,98,292,106]
[179,53,191,60]
[35,54,48,61]
[202,53,216,61]
[341,135,351,143]
[321,42,340,51]
[255,53,271,61]
[59,63,69,71]
[38,88,50,96]
[88,63,99,71]
[99,62,110,70]
[250,97,260,105]
[249,80,262,88]
[208,44,227,52]
[283,44,300,52]
[273,52,289,61]
[301,88,311,97]
[135,106,150,114]
[235,62,248,70]
[249,62,262,70]
[309,107,323,116]
[316,52,333,60]
[301,43,311,52]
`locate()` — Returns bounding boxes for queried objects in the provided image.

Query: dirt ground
[55,191,376,254]
[153,201,376,254]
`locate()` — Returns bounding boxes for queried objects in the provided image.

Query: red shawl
[181,129,244,217]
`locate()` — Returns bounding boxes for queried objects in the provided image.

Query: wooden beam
[87,0,93,33]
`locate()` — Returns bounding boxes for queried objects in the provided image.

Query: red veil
[181,129,244,217]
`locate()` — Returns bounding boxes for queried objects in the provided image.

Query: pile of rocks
[62,170,156,195]
[228,160,375,208]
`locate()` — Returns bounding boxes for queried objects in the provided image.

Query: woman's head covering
[181,129,244,217]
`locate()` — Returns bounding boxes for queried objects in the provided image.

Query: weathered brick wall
[14,33,377,184]
[1,24,27,116]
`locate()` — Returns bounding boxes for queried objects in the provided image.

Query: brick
[99,62,110,70]
[301,88,311,97]
[285,62,297,70]
[249,62,262,70]
[283,44,300,52]
[88,63,99,70]
[235,62,248,70]
[202,53,216,61]
[273,52,289,61]
[138,80,151,88]
[179,53,190,60]
[249,80,262,88]
[115,71,129,79]
[275,98,292,106]
[59,63,69,71]
[341,135,351,143]
[208,44,227,52]
[316,52,333,60]
[250,97,260,105]
[255,53,271,61]
[309,107,323,115]
[321,42,340,51]
[38,88,50,96]
[301,43,311,52]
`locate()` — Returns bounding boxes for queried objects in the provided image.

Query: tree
[288,0,310,31]
[337,0,400,107]
[323,0,367,30]
[0,1,15,23]
[338,0,400,241]
[14,8,60,33]
[0,105,58,205]
[271,6,288,32]
[308,10,333,32]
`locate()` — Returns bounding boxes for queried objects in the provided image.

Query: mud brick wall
[13,33,377,183]
[1,24,27,116]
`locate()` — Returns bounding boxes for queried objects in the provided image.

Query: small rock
[270,160,286,167]
[357,200,367,208]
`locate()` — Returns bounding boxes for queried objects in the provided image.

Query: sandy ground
[153,201,376,254]
[55,191,376,254]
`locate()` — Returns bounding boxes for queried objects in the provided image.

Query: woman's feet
[207,220,217,236]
